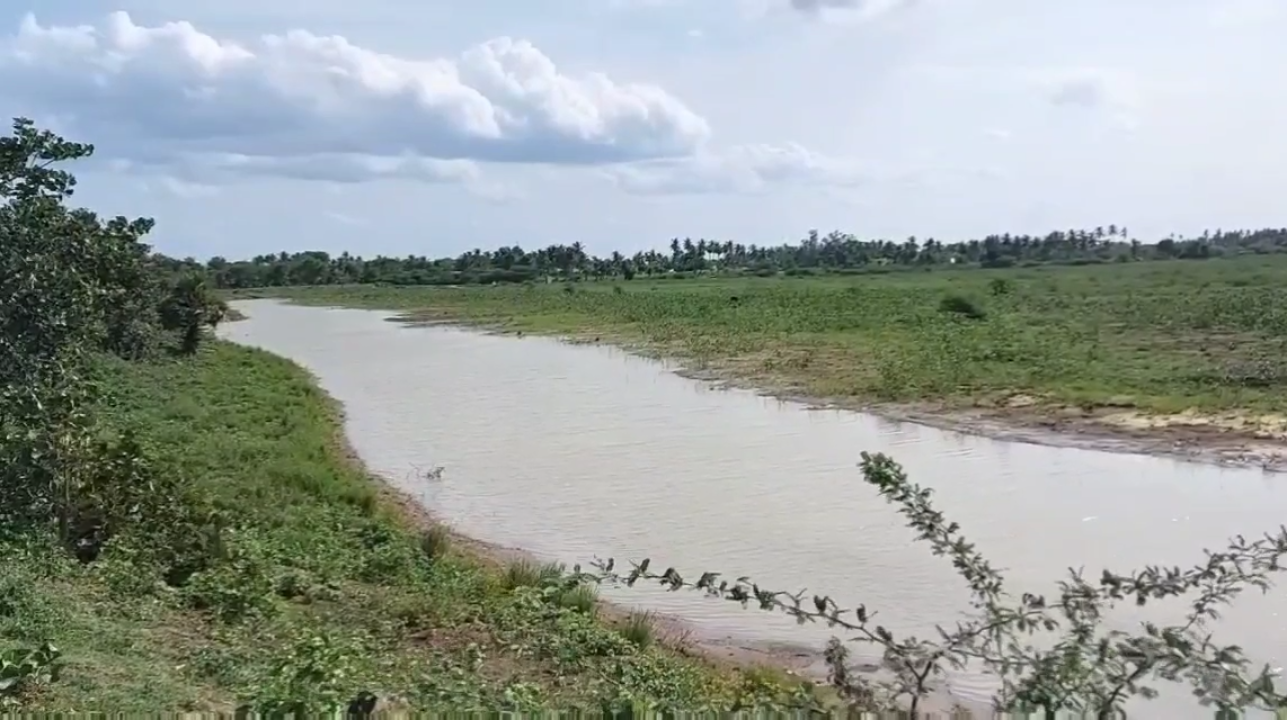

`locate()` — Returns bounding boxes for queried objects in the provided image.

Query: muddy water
[222,299,1286,718]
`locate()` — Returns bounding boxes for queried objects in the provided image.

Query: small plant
[418,525,452,563]
[988,277,1013,296]
[0,642,61,703]
[938,294,986,319]
[183,537,278,623]
[618,611,655,648]
[502,559,565,590]
[556,583,599,614]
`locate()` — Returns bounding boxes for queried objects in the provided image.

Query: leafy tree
[0,117,111,533]
[160,274,228,354]
[0,117,215,557]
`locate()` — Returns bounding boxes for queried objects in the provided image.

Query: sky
[0,0,1283,260]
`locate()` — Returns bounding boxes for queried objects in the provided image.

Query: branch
[571,452,1287,714]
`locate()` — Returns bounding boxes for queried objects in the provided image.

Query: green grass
[0,340,803,712]
[247,254,1287,421]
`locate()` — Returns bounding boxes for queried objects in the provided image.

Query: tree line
[171,225,1287,290]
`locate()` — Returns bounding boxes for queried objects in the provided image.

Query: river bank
[220,302,998,716]
[16,338,823,712]
[390,314,1287,474]
[218,308,821,678]
[335,392,825,678]
[235,260,1287,473]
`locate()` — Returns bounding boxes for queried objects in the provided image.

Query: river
[221,299,1286,718]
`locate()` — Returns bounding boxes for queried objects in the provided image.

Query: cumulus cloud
[603,142,863,194]
[0,11,711,180]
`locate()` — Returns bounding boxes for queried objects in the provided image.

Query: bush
[502,559,565,591]
[418,526,452,563]
[938,294,986,319]
[555,583,599,615]
[183,535,278,622]
[617,612,655,649]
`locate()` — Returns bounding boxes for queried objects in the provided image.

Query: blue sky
[1,0,1283,260]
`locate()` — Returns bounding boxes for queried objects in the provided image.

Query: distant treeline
[161,225,1287,289]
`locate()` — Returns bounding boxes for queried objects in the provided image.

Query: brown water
[222,299,1286,718]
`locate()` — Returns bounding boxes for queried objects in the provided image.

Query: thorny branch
[572,452,1287,716]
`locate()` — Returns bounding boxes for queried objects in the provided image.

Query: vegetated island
[214,238,1287,470]
[9,115,1287,716]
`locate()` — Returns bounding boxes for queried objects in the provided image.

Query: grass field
[244,255,1287,440]
[0,341,798,712]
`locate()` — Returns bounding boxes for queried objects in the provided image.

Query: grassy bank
[243,254,1287,439]
[0,340,799,712]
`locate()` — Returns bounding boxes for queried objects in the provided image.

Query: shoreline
[219,307,824,675]
[223,298,1286,716]
[307,367,984,715]
[388,314,1287,474]
[220,303,983,714]
[278,334,828,677]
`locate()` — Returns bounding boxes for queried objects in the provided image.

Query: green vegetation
[0,117,804,713]
[258,256,1287,432]
[177,225,1287,289]
[21,344,788,712]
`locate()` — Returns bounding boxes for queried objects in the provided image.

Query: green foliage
[417,525,452,563]
[160,273,227,354]
[0,642,61,703]
[618,612,655,649]
[503,558,566,590]
[937,293,986,319]
[556,583,599,615]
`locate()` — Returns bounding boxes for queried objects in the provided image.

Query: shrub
[938,294,986,319]
[418,526,452,563]
[618,612,655,649]
[502,559,565,591]
[555,583,599,615]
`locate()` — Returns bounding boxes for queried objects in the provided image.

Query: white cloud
[0,10,861,199]
[1,11,712,175]
[604,142,863,194]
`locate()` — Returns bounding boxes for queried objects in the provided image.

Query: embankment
[2,340,806,712]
